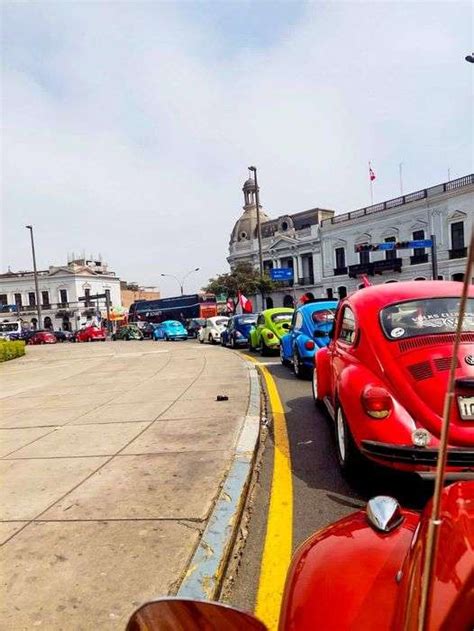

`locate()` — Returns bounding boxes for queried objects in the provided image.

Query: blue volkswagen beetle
[280,300,337,378]
[221,314,257,348]
[153,320,188,341]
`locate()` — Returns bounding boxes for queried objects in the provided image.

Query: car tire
[199,336,204,344]
[230,336,236,349]
[293,348,305,379]
[280,345,290,366]
[311,367,325,409]
[260,341,268,356]
[209,334,214,345]
[335,405,359,474]
[112,334,116,341]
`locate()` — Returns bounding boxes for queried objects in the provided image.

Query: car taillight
[361,385,393,419]
[304,340,315,350]
[267,332,274,339]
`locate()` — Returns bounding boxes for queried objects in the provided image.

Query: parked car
[248,308,294,355]
[221,314,257,348]
[27,330,57,345]
[140,322,158,339]
[125,481,474,631]
[53,330,75,343]
[75,326,107,343]
[153,320,188,341]
[198,316,229,344]
[186,318,206,338]
[313,280,474,475]
[112,325,143,341]
[280,300,338,378]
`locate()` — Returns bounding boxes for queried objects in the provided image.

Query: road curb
[177,361,261,600]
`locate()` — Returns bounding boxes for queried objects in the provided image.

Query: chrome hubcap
[312,369,317,398]
[293,350,299,374]
[337,409,346,462]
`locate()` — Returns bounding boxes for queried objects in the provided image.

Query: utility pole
[25,225,42,327]
[249,166,264,310]
[430,234,439,280]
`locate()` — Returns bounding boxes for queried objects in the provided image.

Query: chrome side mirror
[366,496,404,533]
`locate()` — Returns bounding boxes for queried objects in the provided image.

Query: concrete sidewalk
[0,340,255,629]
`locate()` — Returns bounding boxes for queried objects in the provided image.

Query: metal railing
[322,174,473,227]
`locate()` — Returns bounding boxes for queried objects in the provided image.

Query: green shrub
[0,340,26,362]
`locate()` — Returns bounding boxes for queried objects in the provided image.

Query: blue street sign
[270,267,294,281]
[409,239,433,248]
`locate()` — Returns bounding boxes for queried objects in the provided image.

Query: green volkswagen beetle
[248,307,294,355]
[112,324,144,341]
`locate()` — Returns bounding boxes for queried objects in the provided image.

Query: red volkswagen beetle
[312,281,474,476]
[75,325,107,342]
[27,330,57,345]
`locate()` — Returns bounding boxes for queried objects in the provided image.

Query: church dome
[243,178,256,191]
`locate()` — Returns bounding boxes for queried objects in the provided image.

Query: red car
[125,484,474,630]
[75,326,107,342]
[27,330,57,345]
[313,281,474,476]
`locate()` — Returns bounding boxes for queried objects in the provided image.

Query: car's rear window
[380,297,474,340]
[236,316,256,325]
[215,319,228,326]
[311,309,336,324]
[271,313,292,323]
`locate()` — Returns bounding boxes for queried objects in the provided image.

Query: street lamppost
[161,268,200,296]
[25,225,42,327]
[248,166,264,279]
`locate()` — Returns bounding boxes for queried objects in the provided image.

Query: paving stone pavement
[0,339,251,630]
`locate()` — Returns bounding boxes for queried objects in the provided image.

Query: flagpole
[399,162,404,196]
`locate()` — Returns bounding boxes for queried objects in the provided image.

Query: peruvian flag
[369,164,376,181]
[238,291,253,313]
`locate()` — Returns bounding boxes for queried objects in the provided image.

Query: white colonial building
[228,174,473,308]
[0,256,122,331]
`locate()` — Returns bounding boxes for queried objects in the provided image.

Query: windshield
[311,309,336,324]
[0,322,20,332]
[381,298,474,340]
[271,313,292,323]
[215,319,228,326]
[236,316,257,325]
[169,322,182,327]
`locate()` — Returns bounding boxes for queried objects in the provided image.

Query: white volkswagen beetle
[198,316,229,344]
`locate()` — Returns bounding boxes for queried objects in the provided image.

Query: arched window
[44,316,52,329]
[326,288,334,299]
[414,277,426,281]
[31,317,38,329]
[337,286,347,299]
[265,297,274,309]
[452,273,464,282]
[283,295,294,308]
[385,279,398,283]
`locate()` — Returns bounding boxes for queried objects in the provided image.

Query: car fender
[335,364,418,447]
[280,333,292,360]
[279,510,419,631]
[296,334,315,360]
[315,347,331,398]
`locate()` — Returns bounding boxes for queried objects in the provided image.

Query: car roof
[347,280,473,312]
[263,308,294,315]
[298,300,338,313]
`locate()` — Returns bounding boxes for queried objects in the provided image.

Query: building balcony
[297,275,315,286]
[410,253,429,265]
[333,267,348,276]
[348,258,402,278]
[449,247,467,259]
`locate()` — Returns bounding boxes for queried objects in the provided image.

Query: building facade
[120,282,160,310]
[0,257,121,331]
[228,174,473,308]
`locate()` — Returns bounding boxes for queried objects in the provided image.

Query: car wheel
[335,405,359,474]
[293,348,305,379]
[311,367,324,409]
[199,335,204,344]
[209,334,214,345]
[230,336,236,349]
[280,345,290,366]
[260,340,268,356]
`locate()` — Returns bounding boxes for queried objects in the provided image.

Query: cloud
[1,1,472,295]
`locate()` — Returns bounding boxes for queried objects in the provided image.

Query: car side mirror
[126,599,267,631]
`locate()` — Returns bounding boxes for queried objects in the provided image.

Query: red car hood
[377,334,474,446]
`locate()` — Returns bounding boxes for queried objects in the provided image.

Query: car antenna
[417,227,474,631]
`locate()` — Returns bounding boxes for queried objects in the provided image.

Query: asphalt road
[226,352,434,616]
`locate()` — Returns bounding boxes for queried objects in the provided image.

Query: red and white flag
[369,164,376,181]
[238,291,253,313]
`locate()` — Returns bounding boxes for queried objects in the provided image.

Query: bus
[128,293,217,324]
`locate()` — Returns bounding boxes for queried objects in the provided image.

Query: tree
[203,262,275,300]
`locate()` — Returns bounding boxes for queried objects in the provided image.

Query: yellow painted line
[244,354,293,631]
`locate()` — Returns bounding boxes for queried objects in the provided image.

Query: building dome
[243,178,256,192]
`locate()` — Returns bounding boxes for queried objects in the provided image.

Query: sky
[1,1,472,297]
